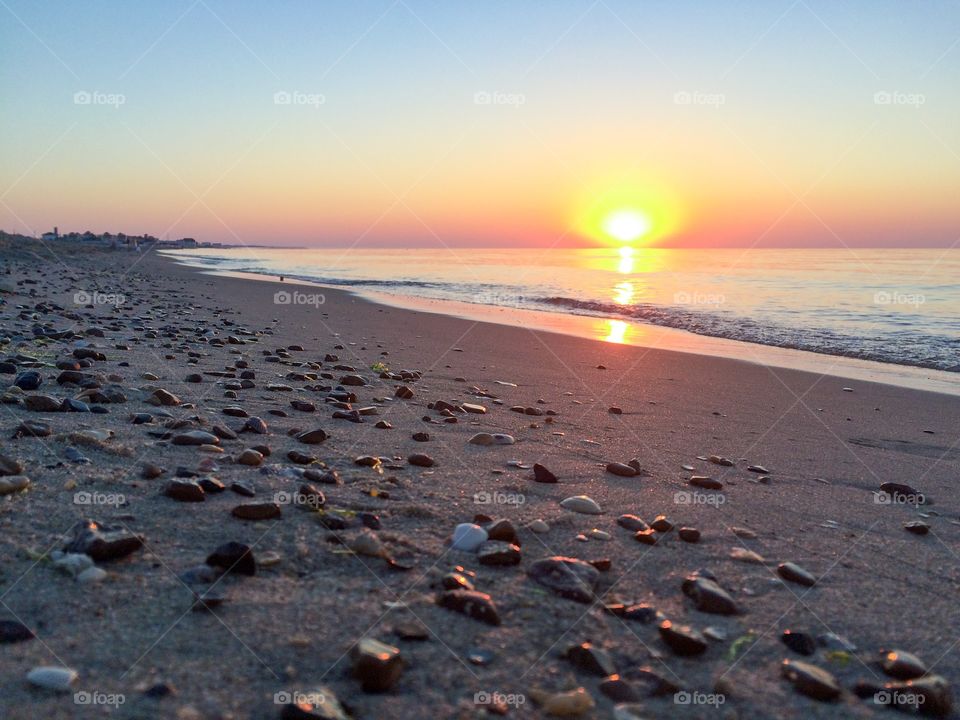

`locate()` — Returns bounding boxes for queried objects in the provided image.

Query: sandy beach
[0,238,958,719]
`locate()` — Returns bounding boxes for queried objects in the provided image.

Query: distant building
[180,237,198,248]
[41,226,59,241]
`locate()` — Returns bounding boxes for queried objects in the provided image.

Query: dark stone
[782,630,816,656]
[777,562,816,587]
[438,589,501,626]
[231,502,281,520]
[682,575,739,615]
[477,541,521,566]
[13,371,42,391]
[63,519,144,561]
[532,463,557,483]
[658,620,707,656]
[527,556,599,603]
[781,659,841,701]
[164,480,205,502]
[407,453,434,467]
[566,642,616,676]
[617,514,649,532]
[206,541,256,576]
[0,620,34,643]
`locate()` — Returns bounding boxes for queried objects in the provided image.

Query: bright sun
[603,209,652,243]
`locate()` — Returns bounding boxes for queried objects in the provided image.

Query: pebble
[682,575,739,615]
[532,463,557,483]
[350,637,403,692]
[781,629,816,656]
[650,515,674,532]
[529,519,550,533]
[349,530,387,559]
[438,589,501,625]
[244,416,268,434]
[165,480,206,502]
[0,619,34,643]
[296,428,328,444]
[904,520,930,535]
[172,431,220,447]
[451,523,488,551]
[237,449,263,466]
[527,556,599,603]
[0,453,24,476]
[781,659,841,701]
[64,520,143,561]
[407,453,434,467]
[26,666,78,692]
[777,562,817,587]
[529,687,594,716]
[231,502,281,520]
[566,642,616,676]
[206,541,256,576]
[0,475,30,495]
[477,540,521,566]
[617,514,649,532]
[560,495,603,515]
[730,547,765,564]
[689,476,722,490]
[658,620,707,656]
[678,527,700,543]
[880,649,928,680]
[14,370,42,390]
[606,462,638,477]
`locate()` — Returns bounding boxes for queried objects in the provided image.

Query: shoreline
[0,241,958,719]
[164,253,960,398]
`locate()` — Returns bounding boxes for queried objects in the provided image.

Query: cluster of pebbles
[0,248,952,719]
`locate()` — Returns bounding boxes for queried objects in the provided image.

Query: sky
[1,0,958,248]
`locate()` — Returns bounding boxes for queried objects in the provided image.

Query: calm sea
[167,247,960,373]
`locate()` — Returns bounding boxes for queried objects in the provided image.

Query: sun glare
[603,210,652,243]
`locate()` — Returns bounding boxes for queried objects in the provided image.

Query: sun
[603,209,652,243]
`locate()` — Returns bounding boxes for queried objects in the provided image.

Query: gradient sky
[1,0,958,247]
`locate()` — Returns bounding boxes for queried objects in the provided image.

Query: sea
[164,246,960,380]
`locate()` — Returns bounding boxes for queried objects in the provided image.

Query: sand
[0,238,957,719]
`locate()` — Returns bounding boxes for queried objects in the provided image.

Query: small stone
[77,566,108,583]
[599,676,640,703]
[296,428,328,444]
[777,562,816,587]
[0,453,24,476]
[617,514,649,532]
[527,556,599,603]
[14,370,42,391]
[477,540,521,566]
[689,476,722,490]
[451,523,488,551]
[608,406,623,414]
[172,431,220,447]
[650,515,674,532]
[529,687,594,716]
[560,495,602,515]
[566,642,616,676]
[206,541,256,576]
[407,453,434,467]
[881,649,928,680]
[349,529,386,559]
[231,502,281,520]
[164,480,205,502]
[26,666,78,692]
[244,416,268,434]
[904,520,930,535]
[350,637,402,692]
[682,575,738,615]
[634,529,658,545]
[730,547,765,564]
[782,630,816,656]
[532,463,557,483]
[0,620,34,643]
[24,394,61,412]
[880,675,952,717]
[529,519,549,533]
[708,455,734,467]
[395,385,414,399]
[731,526,757,539]
[658,620,707,656]
[0,475,30,495]
[678,527,700,543]
[64,520,143,561]
[462,403,486,414]
[412,431,430,442]
[468,432,494,446]
[438,589,501,625]
[781,659,841,701]
[237,449,263,466]
[606,462,638,477]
